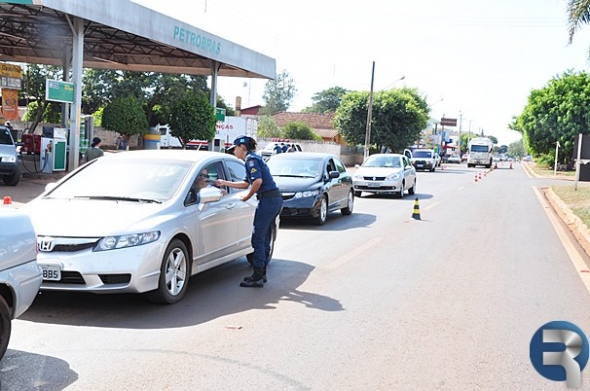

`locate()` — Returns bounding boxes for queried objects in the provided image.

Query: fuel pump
[40,126,53,173]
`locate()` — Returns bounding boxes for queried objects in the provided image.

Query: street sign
[440,117,457,127]
[215,108,226,122]
[45,79,75,103]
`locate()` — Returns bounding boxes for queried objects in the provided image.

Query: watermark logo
[530,321,589,388]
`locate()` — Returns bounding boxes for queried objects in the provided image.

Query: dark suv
[0,126,21,186]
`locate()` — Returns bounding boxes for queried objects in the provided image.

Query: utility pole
[554,141,560,177]
[364,61,375,160]
[458,111,462,156]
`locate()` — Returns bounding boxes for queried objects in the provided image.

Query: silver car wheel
[315,196,328,225]
[341,190,354,215]
[148,239,190,304]
[165,247,188,296]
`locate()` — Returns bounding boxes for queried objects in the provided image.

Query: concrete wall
[258,138,364,166]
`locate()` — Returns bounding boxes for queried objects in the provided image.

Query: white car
[21,150,279,304]
[352,153,417,198]
[0,205,42,360]
[447,155,462,164]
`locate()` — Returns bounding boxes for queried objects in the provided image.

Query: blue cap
[233,136,252,146]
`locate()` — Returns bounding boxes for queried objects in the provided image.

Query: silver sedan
[352,153,417,198]
[21,150,278,304]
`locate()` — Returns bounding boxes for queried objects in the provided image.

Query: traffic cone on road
[411,198,421,220]
[3,196,12,207]
[510,161,513,169]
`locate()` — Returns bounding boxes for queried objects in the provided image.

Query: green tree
[302,86,348,114]
[102,96,149,139]
[260,70,297,115]
[567,0,590,54]
[168,93,216,148]
[512,70,590,164]
[487,135,498,145]
[82,69,210,125]
[257,115,281,138]
[22,64,65,131]
[334,87,429,153]
[281,122,321,140]
[508,139,526,158]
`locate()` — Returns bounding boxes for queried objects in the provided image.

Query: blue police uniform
[244,152,283,272]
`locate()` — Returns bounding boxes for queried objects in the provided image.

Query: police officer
[216,136,283,288]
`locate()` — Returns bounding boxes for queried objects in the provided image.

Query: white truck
[467,137,494,168]
[158,116,258,150]
[410,149,440,172]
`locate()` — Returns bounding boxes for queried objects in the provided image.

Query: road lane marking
[325,237,384,270]
[534,187,590,295]
[423,201,440,211]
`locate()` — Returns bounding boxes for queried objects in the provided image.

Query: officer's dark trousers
[251,196,283,270]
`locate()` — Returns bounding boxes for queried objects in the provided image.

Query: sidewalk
[523,162,590,258]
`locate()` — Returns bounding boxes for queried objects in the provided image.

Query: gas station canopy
[0,0,276,79]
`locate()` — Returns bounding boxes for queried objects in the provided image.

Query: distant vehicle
[0,125,21,186]
[21,150,279,304]
[158,117,258,150]
[260,140,303,161]
[467,137,494,168]
[0,205,43,360]
[267,152,353,225]
[448,155,461,164]
[523,155,532,162]
[410,149,440,172]
[353,153,417,198]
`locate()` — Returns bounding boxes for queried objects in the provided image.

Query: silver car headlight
[386,173,402,181]
[295,189,320,198]
[95,231,161,251]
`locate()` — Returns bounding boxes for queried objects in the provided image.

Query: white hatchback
[21,150,279,304]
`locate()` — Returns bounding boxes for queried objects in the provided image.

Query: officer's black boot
[243,265,267,283]
[240,268,264,288]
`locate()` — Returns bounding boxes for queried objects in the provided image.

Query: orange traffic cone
[3,196,12,206]
[411,198,421,220]
[510,162,513,169]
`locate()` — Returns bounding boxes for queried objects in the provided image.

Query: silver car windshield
[363,155,401,168]
[46,159,193,201]
[268,157,323,178]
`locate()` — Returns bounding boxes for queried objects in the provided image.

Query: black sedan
[266,152,354,225]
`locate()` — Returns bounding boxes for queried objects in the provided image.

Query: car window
[326,159,336,173]
[226,160,247,183]
[0,128,13,145]
[47,159,192,201]
[334,158,346,173]
[413,151,432,158]
[268,157,322,177]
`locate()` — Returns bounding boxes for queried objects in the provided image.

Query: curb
[544,187,590,258]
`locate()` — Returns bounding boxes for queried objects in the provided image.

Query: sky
[134,0,590,146]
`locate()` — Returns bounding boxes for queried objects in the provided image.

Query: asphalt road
[2,162,590,390]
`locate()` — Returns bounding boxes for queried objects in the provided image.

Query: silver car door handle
[226,202,236,209]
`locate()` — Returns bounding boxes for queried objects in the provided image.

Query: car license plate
[41,265,61,281]
[416,164,423,167]
[368,182,381,187]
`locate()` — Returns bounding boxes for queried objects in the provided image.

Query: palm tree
[567,0,590,46]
